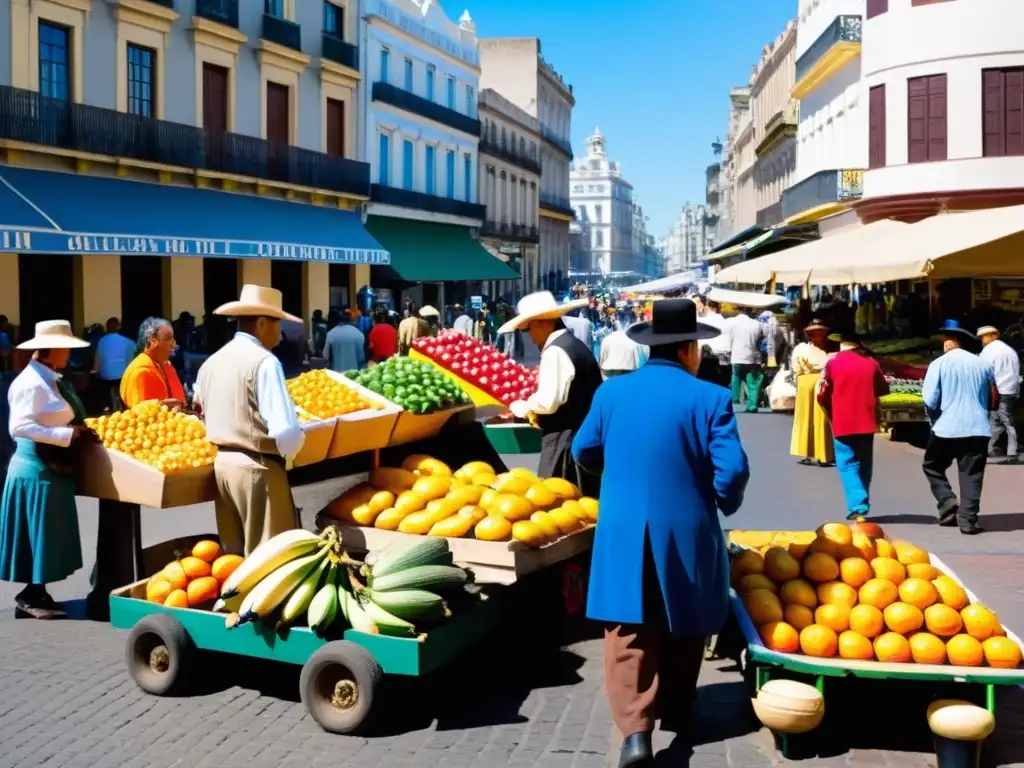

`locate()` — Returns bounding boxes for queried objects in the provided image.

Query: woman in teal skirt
[0,320,92,619]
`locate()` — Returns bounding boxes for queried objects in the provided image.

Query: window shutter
[983,69,1006,157]
[907,77,929,163]
[869,85,886,169]
[927,74,947,161]
[1007,69,1024,156]
[866,0,888,19]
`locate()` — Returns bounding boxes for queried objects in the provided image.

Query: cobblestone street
[1,413,1023,767]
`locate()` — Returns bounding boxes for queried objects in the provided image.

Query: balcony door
[202,63,228,168]
[266,82,290,180]
[326,97,345,157]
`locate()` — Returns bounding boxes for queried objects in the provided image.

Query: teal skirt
[0,438,83,585]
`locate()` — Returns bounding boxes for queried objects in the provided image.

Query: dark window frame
[866,0,888,19]
[907,74,947,164]
[265,0,284,17]
[38,20,71,102]
[868,84,887,169]
[982,67,1024,158]
[323,0,343,37]
[126,43,156,117]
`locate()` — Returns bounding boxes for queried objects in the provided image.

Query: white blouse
[8,360,75,447]
[510,329,575,419]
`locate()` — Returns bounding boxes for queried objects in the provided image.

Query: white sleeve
[254,356,305,461]
[9,381,74,447]
[525,346,575,415]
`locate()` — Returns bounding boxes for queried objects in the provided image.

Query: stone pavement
[0,414,1023,766]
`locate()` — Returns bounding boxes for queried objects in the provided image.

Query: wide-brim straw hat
[17,320,90,350]
[977,325,1000,337]
[213,284,301,324]
[497,291,588,334]
[419,305,440,318]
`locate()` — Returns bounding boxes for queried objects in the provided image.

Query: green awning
[364,216,518,282]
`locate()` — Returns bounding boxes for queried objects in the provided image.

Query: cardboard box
[325,371,402,458]
[76,441,216,508]
[292,417,338,467]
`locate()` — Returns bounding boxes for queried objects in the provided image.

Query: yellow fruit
[561,500,588,523]
[802,553,840,583]
[524,484,559,510]
[162,561,188,591]
[923,604,963,637]
[146,578,172,604]
[946,635,984,667]
[577,497,599,522]
[542,477,581,501]
[401,455,452,477]
[961,604,1000,640]
[799,624,838,657]
[760,621,800,653]
[512,520,548,548]
[838,630,875,660]
[368,490,397,514]
[764,547,801,582]
[839,557,873,588]
[738,574,778,595]
[368,467,418,494]
[211,554,243,584]
[784,604,815,630]
[491,474,534,496]
[787,531,816,560]
[815,603,851,633]
[883,602,924,634]
[164,589,189,609]
[808,536,840,558]
[548,507,583,534]
[455,461,494,478]
[932,576,969,610]
[179,556,211,580]
[849,604,885,638]
[351,503,380,526]
[428,514,475,538]
[186,576,220,606]
[870,557,906,585]
[327,483,377,522]
[874,538,896,559]
[394,491,427,515]
[411,475,451,501]
[191,540,222,563]
[508,467,540,482]
[398,510,436,535]
[859,578,899,610]
[982,637,1022,669]
[816,522,853,548]
[849,532,878,562]
[479,488,498,509]
[894,541,930,566]
[489,494,534,522]
[424,497,460,521]
[475,515,513,541]
[374,507,411,530]
[898,578,938,610]
[874,632,911,663]
[909,632,947,665]
[907,563,941,581]
[471,472,497,487]
[779,579,818,609]
[733,550,766,579]
[744,589,784,625]
[529,510,560,539]
[458,504,487,523]
[446,485,485,508]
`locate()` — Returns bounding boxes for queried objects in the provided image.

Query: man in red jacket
[817,330,890,519]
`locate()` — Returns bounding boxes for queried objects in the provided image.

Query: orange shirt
[119,352,186,408]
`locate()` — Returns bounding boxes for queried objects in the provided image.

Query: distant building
[720,87,751,242]
[665,204,715,272]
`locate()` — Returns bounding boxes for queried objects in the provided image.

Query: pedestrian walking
[922,320,995,535]
[817,330,889,519]
[92,317,134,412]
[977,325,1020,463]
[726,307,767,413]
[790,320,835,467]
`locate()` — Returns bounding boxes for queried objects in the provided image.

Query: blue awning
[0,167,389,264]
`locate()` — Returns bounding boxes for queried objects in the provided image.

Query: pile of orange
[733,522,1022,669]
[145,540,243,609]
[85,401,217,474]
[286,369,381,420]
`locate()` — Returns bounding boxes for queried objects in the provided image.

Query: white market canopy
[621,271,698,294]
[705,287,787,309]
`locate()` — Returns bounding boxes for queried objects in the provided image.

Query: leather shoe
[618,732,653,767]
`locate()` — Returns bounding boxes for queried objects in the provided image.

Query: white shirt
[599,329,647,375]
[562,315,594,351]
[980,338,1021,396]
[94,332,136,380]
[726,314,765,365]
[701,311,730,356]
[193,333,305,461]
[510,329,575,419]
[8,360,75,447]
[453,314,474,335]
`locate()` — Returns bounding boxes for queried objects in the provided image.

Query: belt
[217,446,286,468]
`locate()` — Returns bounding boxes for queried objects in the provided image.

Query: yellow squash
[446,485,485,508]
[374,507,411,530]
[412,475,451,501]
[401,454,452,478]
[394,491,428,515]
[369,467,418,495]
[489,493,534,522]
[548,507,583,535]
[530,510,560,539]
[428,514,475,538]
[512,521,547,548]
[543,477,581,501]
[454,460,495,479]
[475,515,513,542]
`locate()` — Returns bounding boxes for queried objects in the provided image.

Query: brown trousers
[213,450,298,556]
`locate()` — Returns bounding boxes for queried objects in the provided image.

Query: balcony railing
[370,184,485,220]
[705,162,721,179]
[755,201,784,228]
[540,124,573,158]
[322,33,358,70]
[780,168,864,220]
[539,192,574,218]
[480,221,540,243]
[372,82,480,136]
[478,136,542,175]
[0,84,371,198]
[262,13,302,52]
[195,0,238,28]
[796,15,862,83]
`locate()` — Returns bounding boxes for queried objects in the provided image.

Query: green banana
[277,558,330,628]
[307,583,339,636]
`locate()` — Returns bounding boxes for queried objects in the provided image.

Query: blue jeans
[833,434,874,518]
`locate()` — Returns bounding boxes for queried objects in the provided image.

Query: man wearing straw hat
[193,285,306,556]
[500,291,603,495]
[977,325,1020,463]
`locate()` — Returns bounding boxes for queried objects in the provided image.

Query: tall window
[463,153,472,201]
[425,145,436,195]
[868,84,886,169]
[379,48,389,83]
[265,0,284,16]
[127,44,155,117]
[378,133,390,185]
[447,76,456,109]
[908,74,947,163]
[595,204,603,223]
[326,98,345,157]
[426,65,435,101]
[323,1,343,37]
[465,85,475,116]
[403,140,414,190]
[866,0,888,17]
[445,150,456,198]
[983,68,1024,157]
[39,22,70,101]
[594,230,603,247]
[404,58,413,91]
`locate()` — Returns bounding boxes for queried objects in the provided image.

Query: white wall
[796,59,865,181]
[863,0,1024,198]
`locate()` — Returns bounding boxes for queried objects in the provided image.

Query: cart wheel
[125,613,194,696]
[561,561,587,617]
[300,641,382,735]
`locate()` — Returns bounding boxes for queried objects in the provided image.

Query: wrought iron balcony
[780,168,864,220]
[706,162,721,179]
[195,0,238,28]
[478,136,542,175]
[796,15,862,84]
[755,201,783,228]
[322,33,358,70]
[262,13,301,52]
[370,184,485,220]
[0,84,370,197]
[480,221,540,243]
[539,192,574,218]
[540,124,573,158]
[372,82,480,136]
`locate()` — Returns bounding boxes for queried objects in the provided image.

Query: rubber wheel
[125,613,194,696]
[300,641,382,735]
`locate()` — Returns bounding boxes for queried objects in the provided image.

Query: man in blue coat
[572,298,750,767]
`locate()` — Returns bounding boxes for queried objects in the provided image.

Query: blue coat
[572,359,750,636]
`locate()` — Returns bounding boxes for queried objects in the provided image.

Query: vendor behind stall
[119,317,187,409]
[502,291,603,496]
[0,321,93,619]
[192,285,306,556]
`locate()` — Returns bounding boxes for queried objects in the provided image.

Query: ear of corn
[369,564,468,593]
[369,537,451,580]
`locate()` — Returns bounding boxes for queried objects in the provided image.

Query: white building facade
[721,87,751,240]
[665,204,714,273]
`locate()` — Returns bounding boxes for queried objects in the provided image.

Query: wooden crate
[325,371,402,458]
[291,417,338,467]
[76,441,216,508]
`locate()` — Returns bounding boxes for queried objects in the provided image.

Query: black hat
[626,299,720,347]
[936,319,979,348]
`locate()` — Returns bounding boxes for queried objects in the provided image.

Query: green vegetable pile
[344,358,471,414]
[887,377,924,395]
[879,392,925,408]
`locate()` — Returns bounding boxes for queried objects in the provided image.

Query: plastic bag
[768,365,797,412]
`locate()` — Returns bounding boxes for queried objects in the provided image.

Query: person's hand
[70,424,97,443]
[509,400,530,419]
[160,398,186,413]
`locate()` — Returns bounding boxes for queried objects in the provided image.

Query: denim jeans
[989,393,1018,457]
[833,434,874,517]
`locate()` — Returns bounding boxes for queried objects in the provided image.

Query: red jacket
[817,349,890,437]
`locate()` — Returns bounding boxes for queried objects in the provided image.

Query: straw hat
[17,320,90,350]
[497,291,588,334]
[419,305,440,319]
[804,319,829,333]
[213,284,301,323]
[977,326,1000,338]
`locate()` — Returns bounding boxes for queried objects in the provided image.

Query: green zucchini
[369,564,468,593]
[369,537,451,579]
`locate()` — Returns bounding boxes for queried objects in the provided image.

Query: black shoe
[618,732,654,767]
[959,525,984,536]
[938,506,959,527]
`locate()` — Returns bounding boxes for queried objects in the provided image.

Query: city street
[1,412,1024,767]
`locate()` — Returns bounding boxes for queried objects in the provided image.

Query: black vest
[536,331,603,435]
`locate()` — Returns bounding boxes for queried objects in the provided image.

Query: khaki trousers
[213,450,298,556]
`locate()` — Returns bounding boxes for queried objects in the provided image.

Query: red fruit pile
[413,331,539,406]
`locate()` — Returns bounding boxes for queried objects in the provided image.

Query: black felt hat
[625,299,720,347]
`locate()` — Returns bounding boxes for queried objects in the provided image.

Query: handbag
[768,364,797,412]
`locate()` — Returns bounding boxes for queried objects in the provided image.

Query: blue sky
[466,0,796,237]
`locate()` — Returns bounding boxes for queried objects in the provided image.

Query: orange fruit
[907,563,941,581]
[784,604,815,631]
[839,557,872,588]
[909,632,947,664]
[808,536,841,558]
[893,541,930,566]
[161,561,188,591]
[946,635,984,667]
[744,589,784,625]
[982,637,1022,669]
[859,578,899,610]
[738,574,777,594]
[799,624,838,658]
[870,557,906,585]
[874,538,896,559]
[817,581,858,608]
[211,554,244,584]
[884,602,924,634]
[838,630,875,660]
[164,589,189,608]
[849,532,878,562]
[874,632,912,663]
[815,603,852,633]
[179,556,212,581]
[898,578,938,609]
[764,547,801,582]
[849,604,885,638]
[186,576,220,606]
[932,576,969,611]
[191,540,222,563]
[145,578,172,605]
[924,604,963,637]
[760,621,800,653]
[788,532,815,560]
[961,604,1000,640]
[816,522,853,548]
[803,552,840,583]
[732,550,765,580]
[779,579,818,608]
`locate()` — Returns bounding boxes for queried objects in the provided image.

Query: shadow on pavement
[871,512,1024,532]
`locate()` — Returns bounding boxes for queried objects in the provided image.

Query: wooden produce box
[330,524,594,585]
[76,441,216,508]
[291,416,338,468]
[324,371,402,458]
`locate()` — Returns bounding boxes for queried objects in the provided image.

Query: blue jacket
[572,359,750,635]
